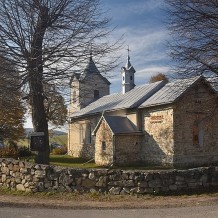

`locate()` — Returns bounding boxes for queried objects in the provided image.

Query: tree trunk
[28,5,50,164]
[29,71,49,165]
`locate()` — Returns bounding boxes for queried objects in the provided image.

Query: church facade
[68,54,218,167]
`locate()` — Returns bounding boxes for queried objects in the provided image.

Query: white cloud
[111,25,169,52]
[108,25,170,79]
[126,0,165,15]
[136,66,170,79]
[104,0,165,19]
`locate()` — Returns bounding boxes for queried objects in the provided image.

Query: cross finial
[127,45,131,56]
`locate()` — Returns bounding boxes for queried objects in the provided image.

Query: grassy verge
[0,186,143,202]
[1,185,218,203]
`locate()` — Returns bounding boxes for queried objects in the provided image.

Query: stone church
[68,54,218,167]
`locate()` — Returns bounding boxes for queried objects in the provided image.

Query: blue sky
[24,0,170,128]
[102,0,171,93]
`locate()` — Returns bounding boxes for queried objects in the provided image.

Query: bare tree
[0,0,121,164]
[166,0,218,77]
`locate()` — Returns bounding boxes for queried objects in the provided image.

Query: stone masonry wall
[68,117,99,159]
[114,134,142,166]
[173,82,218,167]
[78,74,110,108]
[95,119,113,166]
[142,107,174,165]
[1,158,218,195]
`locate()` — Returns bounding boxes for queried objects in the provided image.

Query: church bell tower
[121,48,136,94]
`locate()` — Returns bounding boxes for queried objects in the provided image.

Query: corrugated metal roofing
[140,76,201,108]
[71,80,166,118]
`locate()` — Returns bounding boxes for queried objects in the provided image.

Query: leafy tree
[0,0,121,164]
[149,73,168,83]
[166,0,218,77]
[0,56,25,144]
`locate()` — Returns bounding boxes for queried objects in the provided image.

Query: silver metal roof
[93,116,139,135]
[105,116,138,133]
[140,76,202,108]
[206,76,218,92]
[71,80,166,118]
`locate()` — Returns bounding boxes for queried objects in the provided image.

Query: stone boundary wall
[1,158,218,195]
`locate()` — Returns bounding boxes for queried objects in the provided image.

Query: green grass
[49,155,98,168]
[22,155,99,168]
[23,155,173,170]
[21,154,178,170]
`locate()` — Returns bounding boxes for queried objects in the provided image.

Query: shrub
[18,146,33,157]
[0,146,18,158]
[52,146,67,155]
[0,145,33,159]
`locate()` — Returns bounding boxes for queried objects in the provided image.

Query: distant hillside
[19,129,67,147]
[25,128,67,137]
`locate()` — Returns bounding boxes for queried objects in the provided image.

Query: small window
[94,90,99,99]
[193,120,204,146]
[102,141,106,151]
[193,122,198,145]
[130,76,133,80]
[123,76,125,81]
[198,121,204,147]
